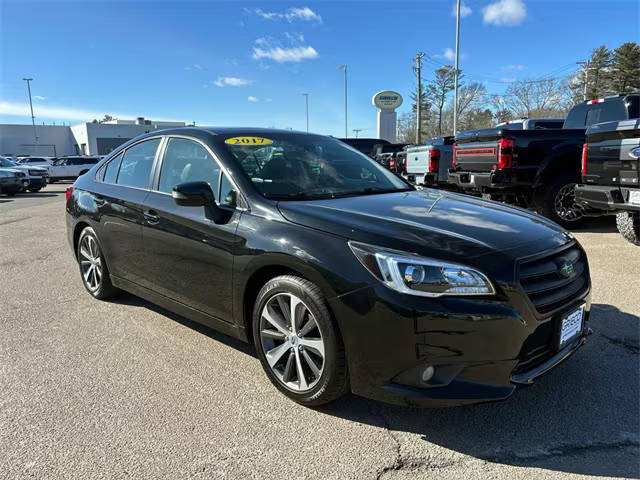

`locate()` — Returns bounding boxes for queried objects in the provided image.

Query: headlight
[349,241,495,297]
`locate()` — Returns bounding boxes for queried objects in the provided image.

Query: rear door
[92,138,161,285]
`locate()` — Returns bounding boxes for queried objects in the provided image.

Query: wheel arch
[239,259,340,346]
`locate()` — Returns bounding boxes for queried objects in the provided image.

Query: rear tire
[252,275,349,406]
[77,226,120,299]
[537,173,586,228]
[616,211,640,246]
[28,187,42,193]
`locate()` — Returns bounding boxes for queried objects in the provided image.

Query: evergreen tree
[610,42,640,93]
[586,45,613,99]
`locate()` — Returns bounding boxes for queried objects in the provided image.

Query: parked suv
[405,137,454,187]
[0,157,49,192]
[49,156,100,183]
[15,156,54,167]
[449,94,639,227]
[575,119,640,245]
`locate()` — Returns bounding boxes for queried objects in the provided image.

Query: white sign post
[372,91,403,143]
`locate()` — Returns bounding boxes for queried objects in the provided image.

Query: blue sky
[1,0,637,137]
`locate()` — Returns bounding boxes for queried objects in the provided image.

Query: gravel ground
[0,185,638,479]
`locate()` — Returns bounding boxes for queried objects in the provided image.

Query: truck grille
[518,244,589,315]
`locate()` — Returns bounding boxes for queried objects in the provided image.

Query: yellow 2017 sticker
[224,136,273,146]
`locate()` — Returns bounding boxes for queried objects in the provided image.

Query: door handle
[143,209,160,225]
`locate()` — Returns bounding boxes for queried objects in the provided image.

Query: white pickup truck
[48,156,100,183]
[405,136,455,187]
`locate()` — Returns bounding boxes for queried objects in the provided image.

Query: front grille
[519,243,589,315]
[29,169,44,176]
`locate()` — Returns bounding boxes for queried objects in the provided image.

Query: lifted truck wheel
[538,174,586,228]
[616,211,640,246]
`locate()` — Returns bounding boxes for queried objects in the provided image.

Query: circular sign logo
[372,91,403,110]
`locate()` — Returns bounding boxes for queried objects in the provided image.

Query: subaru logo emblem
[559,262,574,278]
[629,147,640,159]
[290,336,297,345]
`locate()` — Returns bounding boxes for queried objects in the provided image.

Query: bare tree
[494,78,568,118]
[425,66,457,136]
[456,82,487,128]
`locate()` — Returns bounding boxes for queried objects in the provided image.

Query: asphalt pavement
[1,185,638,479]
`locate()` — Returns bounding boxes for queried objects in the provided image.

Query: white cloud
[33,95,46,101]
[0,100,133,121]
[501,64,526,71]
[483,0,526,26]
[435,48,465,62]
[213,76,252,87]
[248,7,322,24]
[500,77,517,83]
[247,96,259,102]
[184,63,203,71]
[451,2,472,18]
[252,45,318,63]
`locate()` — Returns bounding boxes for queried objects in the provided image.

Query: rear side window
[116,139,160,189]
[102,153,123,183]
[158,138,220,193]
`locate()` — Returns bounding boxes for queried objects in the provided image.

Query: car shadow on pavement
[110,292,257,358]
[16,193,61,198]
[568,216,618,234]
[318,303,640,478]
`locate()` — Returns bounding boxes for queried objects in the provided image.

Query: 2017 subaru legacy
[66,128,591,407]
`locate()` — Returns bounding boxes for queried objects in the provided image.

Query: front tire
[252,275,348,406]
[77,226,120,299]
[28,187,42,193]
[616,211,640,246]
[538,173,586,228]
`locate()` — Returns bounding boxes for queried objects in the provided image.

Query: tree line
[397,41,639,143]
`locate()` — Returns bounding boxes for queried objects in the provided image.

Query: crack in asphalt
[374,407,403,480]
[374,404,639,479]
[600,334,640,355]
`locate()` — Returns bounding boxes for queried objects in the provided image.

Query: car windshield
[222,134,412,200]
[0,158,17,167]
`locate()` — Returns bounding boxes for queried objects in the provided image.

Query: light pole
[23,77,38,143]
[453,0,461,135]
[338,65,348,137]
[302,93,309,132]
[414,53,425,144]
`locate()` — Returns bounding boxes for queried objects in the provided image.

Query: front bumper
[575,184,640,213]
[329,271,591,407]
[27,176,48,188]
[0,177,26,193]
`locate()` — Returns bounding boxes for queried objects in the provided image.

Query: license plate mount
[557,306,584,349]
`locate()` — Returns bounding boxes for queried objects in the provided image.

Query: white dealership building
[0,117,186,157]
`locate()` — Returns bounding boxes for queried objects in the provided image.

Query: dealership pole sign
[372,91,403,143]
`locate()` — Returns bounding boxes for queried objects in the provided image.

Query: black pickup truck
[575,119,640,245]
[449,94,640,227]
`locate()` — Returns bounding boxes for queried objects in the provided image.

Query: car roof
[144,126,315,138]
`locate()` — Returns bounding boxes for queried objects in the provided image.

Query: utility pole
[414,52,425,144]
[577,60,590,101]
[302,93,309,133]
[453,0,461,135]
[353,128,365,138]
[23,78,38,143]
[338,65,348,137]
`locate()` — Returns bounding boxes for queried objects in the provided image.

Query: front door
[140,136,243,323]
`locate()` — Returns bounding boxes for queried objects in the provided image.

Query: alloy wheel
[259,293,325,392]
[554,183,585,223]
[79,235,103,292]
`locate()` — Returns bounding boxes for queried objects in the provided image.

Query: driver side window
[159,138,221,194]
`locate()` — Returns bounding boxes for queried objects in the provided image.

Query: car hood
[277,189,571,261]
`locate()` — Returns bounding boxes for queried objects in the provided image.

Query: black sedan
[66,128,592,407]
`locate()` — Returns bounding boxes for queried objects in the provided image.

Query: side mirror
[172,181,231,224]
[172,181,215,207]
